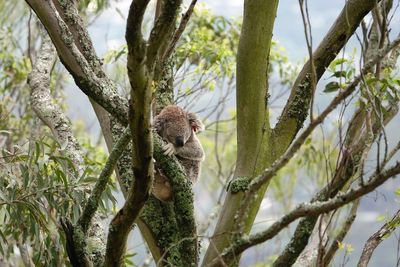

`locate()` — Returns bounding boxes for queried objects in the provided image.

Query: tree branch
[323,200,360,266]
[16,243,34,267]
[153,135,198,265]
[293,216,328,267]
[208,161,400,266]
[125,0,150,60]
[272,1,400,261]
[357,209,400,267]
[161,0,198,62]
[25,0,129,124]
[28,28,103,267]
[101,122,197,265]
[272,2,398,260]
[270,101,399,267]
[28,28,83,173]
[274,0,381,146]
[146,0,182,68]
[52,0,103,73]
[104,1,154,265]
[248,34,400,194]
[25,1,198,265]
[204,1,385,265]
[77,127,131,234]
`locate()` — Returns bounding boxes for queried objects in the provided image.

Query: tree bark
[203,1,382,266]
[357,210,400,267]
[202,0,279,265]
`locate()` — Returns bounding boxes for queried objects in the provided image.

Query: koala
[152,105,205,201]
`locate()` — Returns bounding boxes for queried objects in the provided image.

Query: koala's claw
[163,143,176,156]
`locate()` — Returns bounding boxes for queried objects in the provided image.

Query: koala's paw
[163,143,176,156]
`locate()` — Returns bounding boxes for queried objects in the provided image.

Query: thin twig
[162,0,197,62]
[298,0,317,122]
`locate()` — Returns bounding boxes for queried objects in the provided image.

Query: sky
[88,0,346,60]
[62,1,400,266]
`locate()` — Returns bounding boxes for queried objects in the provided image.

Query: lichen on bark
[147,134,198,266]
[285,73,312,128]
[229,177,250,193]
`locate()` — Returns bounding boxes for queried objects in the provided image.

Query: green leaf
[346,68,354,79]
[56,168,69,190]
[324,81,340,93]
[331,70,347,78]
[35,141,41,163]
[330,58,348,68]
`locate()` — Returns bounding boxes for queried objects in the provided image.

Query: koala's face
[162,119,192,147]
[155,105,200,147]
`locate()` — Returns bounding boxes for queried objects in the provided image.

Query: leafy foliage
[0,3,114,264]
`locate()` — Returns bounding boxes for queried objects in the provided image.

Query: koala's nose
[175,136,184,147]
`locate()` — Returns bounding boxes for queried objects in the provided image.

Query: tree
[1,0,400,266]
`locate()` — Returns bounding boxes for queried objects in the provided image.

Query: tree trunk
[202,0,279,265]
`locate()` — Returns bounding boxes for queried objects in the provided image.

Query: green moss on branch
[229,177,250,193]
[150,134,198,266]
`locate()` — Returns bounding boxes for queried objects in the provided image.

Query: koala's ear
[188,112,204,133]
[153,115,165,134]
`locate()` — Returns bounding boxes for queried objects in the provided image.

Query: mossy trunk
[202,0,381,266]
[202,0,279,265]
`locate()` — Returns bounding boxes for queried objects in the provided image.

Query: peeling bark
[28,29,105,266]
[25,0,129,124]
[28,32,82,173]
[293,216,328,267]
